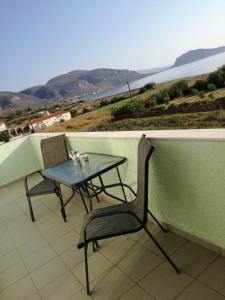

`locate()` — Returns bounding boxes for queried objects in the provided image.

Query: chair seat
[27,178,56,196]
[77,203,141,249]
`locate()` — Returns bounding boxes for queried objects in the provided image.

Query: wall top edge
[31,129,225,141]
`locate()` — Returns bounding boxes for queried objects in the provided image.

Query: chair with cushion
[77,134,180,294]
[24,134,69,222]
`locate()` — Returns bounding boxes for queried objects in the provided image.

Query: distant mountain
[21,68,145,100]
[173,46,225,68]
[0,92,44,115]
[137,66,171,74]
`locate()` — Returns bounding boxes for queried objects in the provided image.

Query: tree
[193,80,208,91]
[0,131,10,143]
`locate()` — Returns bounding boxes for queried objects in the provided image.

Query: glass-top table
[42,152,126,187]
[42,152,129,218]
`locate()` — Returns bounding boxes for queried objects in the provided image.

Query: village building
[29,111,71,132]
[0,120,7,132]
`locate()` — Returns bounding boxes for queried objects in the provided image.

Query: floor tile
[72,252,113,287]
[0,261,28,291]
[1,179,224,300]
[172,241,218,277]
[175,280,225,300]
[30,257,67,289]
[39,271,82,300]
[43,222,71,243]
[198,256,225,296]
[0,233,16,257]
[0,276,37,300]
[142,231,187,258]
[26,292,42,300]
[51,230,79,254]
[100,235,136,264]
[68,289,94,300]
[24,245,57,272]
[35,215,61,233]
[117,242,163,282]
[0,249,21,273]
[91,266,135,300]
[139,261,193,300]
[18,236,49,259]
[118,284,154,300]
[130,222,161,243]
[60,246,84,269]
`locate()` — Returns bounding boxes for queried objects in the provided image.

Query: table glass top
[42,152,126,187]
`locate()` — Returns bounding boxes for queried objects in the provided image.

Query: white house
[0,120,7,132]
[29,111,71,131]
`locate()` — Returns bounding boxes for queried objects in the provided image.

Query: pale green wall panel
[0,136,40,185]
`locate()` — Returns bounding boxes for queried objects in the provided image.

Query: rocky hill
[173,46,225,67]
[21,68,145,100]
[0,92,44,116]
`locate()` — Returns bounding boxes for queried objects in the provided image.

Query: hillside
[173,46,225,67]
[21,68,145,100]
[39,67,225,132]
[0,92,44,116]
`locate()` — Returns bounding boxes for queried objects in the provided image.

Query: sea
[86,51,225,100]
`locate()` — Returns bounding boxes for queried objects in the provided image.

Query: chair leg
[84,243,90,295]
[26,195,35,222]
[95,240,99,248]
[143,226,180,274]
[147,209,167,233]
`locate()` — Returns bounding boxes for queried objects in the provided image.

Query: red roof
[31,111,66,124]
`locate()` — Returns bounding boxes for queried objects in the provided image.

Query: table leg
[78,186,89,213]
[57,185,67,222]
[84,183,93,211]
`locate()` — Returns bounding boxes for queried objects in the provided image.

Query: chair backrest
[133,134,155,225]
[41,134,69,168]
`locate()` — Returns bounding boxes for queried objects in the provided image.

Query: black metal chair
[24,134,69,222]
[77,134,180,294]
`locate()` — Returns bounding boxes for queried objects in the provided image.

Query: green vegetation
[111,65,225,118]
[92,110,225,131]
[0,131,10,143]
[139,82,156,93]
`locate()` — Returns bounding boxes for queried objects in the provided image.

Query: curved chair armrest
[24,170,43,194]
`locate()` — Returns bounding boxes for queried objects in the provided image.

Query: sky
[1,0,225,91]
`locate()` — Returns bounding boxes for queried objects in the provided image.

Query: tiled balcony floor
[0,177,225,300]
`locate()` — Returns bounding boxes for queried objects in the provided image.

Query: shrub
[100,100,107,107]
[112,101,144,118]
[144,82,156,90]
[209,93,215,100]
[208,65,225,88]
[139,82,156,94]
[199,91,205,99]
[189,88,199,96]
[173,80,190,94]
[82,107,90,114]
[193,80,208,91]
[207,83,217,91]
[109,97,122,104]
[145,96,157,108]
[0,131,10,143]
[71,109,77,117]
